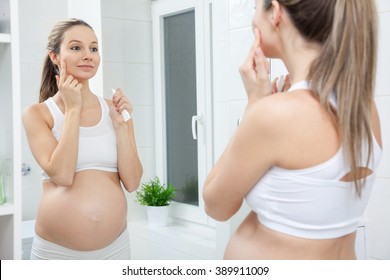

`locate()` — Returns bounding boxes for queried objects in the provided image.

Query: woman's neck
[278,25,322,84]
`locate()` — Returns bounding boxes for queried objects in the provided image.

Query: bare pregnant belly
[35,170,128,251]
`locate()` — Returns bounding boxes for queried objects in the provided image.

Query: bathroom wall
[364,0,390,260]
[19,0,68,220]
[211,0,250,255]
[100,0,154,221]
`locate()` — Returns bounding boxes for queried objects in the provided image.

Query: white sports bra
[42,95,118,180]
[245,81,382,239]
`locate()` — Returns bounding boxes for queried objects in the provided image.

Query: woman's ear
[270,0,282,27]
[48,50,59,67]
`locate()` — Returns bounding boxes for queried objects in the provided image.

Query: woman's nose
[82,50,93,61]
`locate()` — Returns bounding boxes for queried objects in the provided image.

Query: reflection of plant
[135,177,175,206]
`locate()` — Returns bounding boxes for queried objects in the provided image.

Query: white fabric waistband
[30,228,130,260]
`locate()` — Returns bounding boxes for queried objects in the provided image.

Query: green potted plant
[135,177,175,228]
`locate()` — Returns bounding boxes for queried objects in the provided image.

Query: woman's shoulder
[249,89,321,128]
[247,89,335,141]
[247,90,339,167]
[22,101,52,128]
[23,102,45,117]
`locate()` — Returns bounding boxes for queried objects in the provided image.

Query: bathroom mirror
[19,0,155,259]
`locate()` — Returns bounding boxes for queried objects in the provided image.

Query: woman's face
[56,25,100,81]
[252,0,280,58]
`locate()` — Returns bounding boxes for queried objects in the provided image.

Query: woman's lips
[77,65,94,71]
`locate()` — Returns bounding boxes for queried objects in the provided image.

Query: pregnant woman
[23,18,143,259]
[204,0,382,259]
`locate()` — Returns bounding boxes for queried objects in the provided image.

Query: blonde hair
[264,0,378,195]
[39,19,93,103]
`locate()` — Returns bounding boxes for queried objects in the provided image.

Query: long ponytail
[264,0,378,195]
[39,56,59,103]
[308,1,378,195]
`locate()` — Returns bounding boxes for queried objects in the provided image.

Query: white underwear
[30,228,130,260]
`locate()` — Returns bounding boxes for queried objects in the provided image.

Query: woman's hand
[239,28,272,104]
[110,88,142,192]
[110,88,133,128]
[272,74,292,93]
[55,61,83,111]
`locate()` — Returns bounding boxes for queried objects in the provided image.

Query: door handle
[191,113,203,140]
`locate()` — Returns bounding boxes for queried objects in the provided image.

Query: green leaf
[135,177,176,206]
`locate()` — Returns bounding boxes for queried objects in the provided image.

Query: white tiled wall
[19,0,68,221]
[100,0,154,222]
[365,0,390,260]
[212,0,254,256]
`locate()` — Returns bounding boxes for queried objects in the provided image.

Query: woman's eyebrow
[67,40,98,44]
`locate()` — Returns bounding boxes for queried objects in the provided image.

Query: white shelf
[0,202,14,216]
[0,33,11,43]
[0,0,21,259]
[128,219,216,259]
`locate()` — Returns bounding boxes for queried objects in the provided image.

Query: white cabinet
[0,0,21,259]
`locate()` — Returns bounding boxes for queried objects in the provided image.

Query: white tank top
[42,95,118,180]
[245,81,382,239]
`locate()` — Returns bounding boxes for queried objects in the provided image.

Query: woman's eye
[70,46,80,51]
[91,47,99,52]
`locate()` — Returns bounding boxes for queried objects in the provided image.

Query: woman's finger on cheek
[241,28,261,73]
[254,47,269,79]
[59,61,67,85]
[250,29,261,56]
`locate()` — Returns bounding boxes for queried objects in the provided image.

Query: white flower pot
[147,205,169,228]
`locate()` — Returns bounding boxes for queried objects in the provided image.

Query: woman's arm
[22,104,81,187]
[203,29,277,221]
[22,61,82,187]
[203,101,278,221]
[110,89,143,192]
[115,120,143,192]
